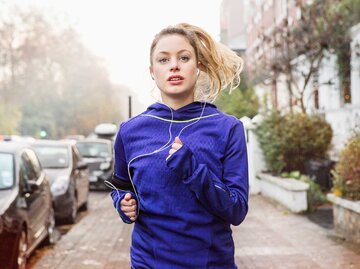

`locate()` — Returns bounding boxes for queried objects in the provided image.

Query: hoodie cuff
[166,144,197,179]
[112,191,134,224]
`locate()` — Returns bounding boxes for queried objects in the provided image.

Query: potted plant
[327,132,360,244]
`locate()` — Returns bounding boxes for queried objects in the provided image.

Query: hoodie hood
[144,102,218,121]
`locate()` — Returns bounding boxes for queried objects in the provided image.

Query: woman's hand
[120,193,137,222]
[168,137,183,157]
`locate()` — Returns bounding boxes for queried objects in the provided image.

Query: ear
[149,66,154,80]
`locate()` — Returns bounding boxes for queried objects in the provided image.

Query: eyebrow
[156,49,192,55]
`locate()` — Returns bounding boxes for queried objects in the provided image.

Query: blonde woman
[110,23,249,268]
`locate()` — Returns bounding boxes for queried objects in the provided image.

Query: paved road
[29,191,360,269]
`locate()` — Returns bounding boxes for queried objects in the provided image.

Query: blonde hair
[150,22,244,102]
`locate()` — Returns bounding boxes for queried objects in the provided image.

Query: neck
[160,94,194,110]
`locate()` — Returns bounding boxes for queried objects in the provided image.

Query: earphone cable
[109,99,208,219]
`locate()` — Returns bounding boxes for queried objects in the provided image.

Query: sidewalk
[30,192,360,269]
[29,192,133,269]
[234,195,360,269]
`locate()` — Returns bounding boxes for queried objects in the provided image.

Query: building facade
[220,0,360,158]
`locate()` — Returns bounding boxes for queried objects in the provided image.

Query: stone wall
[257,172,309,213]
[327,194,360,244]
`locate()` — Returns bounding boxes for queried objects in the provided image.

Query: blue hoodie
[111,101,249,269]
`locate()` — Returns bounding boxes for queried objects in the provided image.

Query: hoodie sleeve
[110,123,135,224]
[166,120,249,226]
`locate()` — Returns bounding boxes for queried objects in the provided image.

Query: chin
[169,90,192,97]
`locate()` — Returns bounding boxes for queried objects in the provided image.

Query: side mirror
[23,180,39,194]
[77,161,88,170]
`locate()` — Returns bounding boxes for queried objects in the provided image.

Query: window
[20,151,38,182]
[26,149,42,178]
[338,48,352,105]
[34,145,69,168]
[76,142,111,158]
[343,87,352,104]
[0,153,14,189]
[312,71,320,109]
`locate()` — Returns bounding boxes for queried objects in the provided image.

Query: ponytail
[150,23,244,102]
[176,23,243,101]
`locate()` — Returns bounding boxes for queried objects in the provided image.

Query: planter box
[327,193,360,244]
[257,172,310,213]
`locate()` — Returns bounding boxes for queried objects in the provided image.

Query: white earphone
[108,100,208,218]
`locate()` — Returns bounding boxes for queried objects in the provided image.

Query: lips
[167,75,184,81]
[167,75,184,86]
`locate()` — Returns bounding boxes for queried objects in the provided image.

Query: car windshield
[0,153,14,189]
[34,146,69,168]
[76,142,111,158]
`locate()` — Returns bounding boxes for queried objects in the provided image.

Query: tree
[215,76,259,119]
[0,103,21,134]
[248,0,360,113]
[0,6,126,137]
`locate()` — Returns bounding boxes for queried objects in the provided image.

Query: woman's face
[150,34,198,103]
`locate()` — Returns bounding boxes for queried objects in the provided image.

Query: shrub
[253,111,286,173]
[254,110,333,174]
[331,132,360,200]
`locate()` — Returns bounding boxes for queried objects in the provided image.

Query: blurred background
[1,0,359,152]
[0,0,222,139]
[1,1,360,268]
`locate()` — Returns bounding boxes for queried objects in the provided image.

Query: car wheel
[16,229,27,269]
[45,208,56,245]
[80,190,89,212]
[80,200,88,211]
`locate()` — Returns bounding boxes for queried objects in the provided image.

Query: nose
[170,58,179,72]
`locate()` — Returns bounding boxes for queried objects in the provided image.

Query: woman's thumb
[175,136,182,145]
[124,193,132,200]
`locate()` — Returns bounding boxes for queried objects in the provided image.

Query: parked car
[75,138,114,190]
[87,123,117,141]
[1,135,36,142]
[30,140,90,224]
[0,141,56,269]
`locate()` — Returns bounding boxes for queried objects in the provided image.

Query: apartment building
[220,0,249,54]
[220,0,360,156]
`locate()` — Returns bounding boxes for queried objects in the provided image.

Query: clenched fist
[168,136,183,157]
[120,193,137,222]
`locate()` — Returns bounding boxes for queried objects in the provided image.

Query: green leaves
[254,111,333,174]
[215,78,259,119]
[332,133,360,200]
[251,0,360,112]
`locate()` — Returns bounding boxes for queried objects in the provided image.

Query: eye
[179,56,190,62]
[158,58,169,63]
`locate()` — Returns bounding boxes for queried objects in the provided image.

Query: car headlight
[100,162,111,171]
[51,176,70,196]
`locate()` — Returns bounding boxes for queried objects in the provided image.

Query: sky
[5,0,223,108]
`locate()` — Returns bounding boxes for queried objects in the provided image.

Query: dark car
[75,138,113,190]
[31,140,90,224]
[0,141,56,269]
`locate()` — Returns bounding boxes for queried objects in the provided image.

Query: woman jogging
[109,22,249,269]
